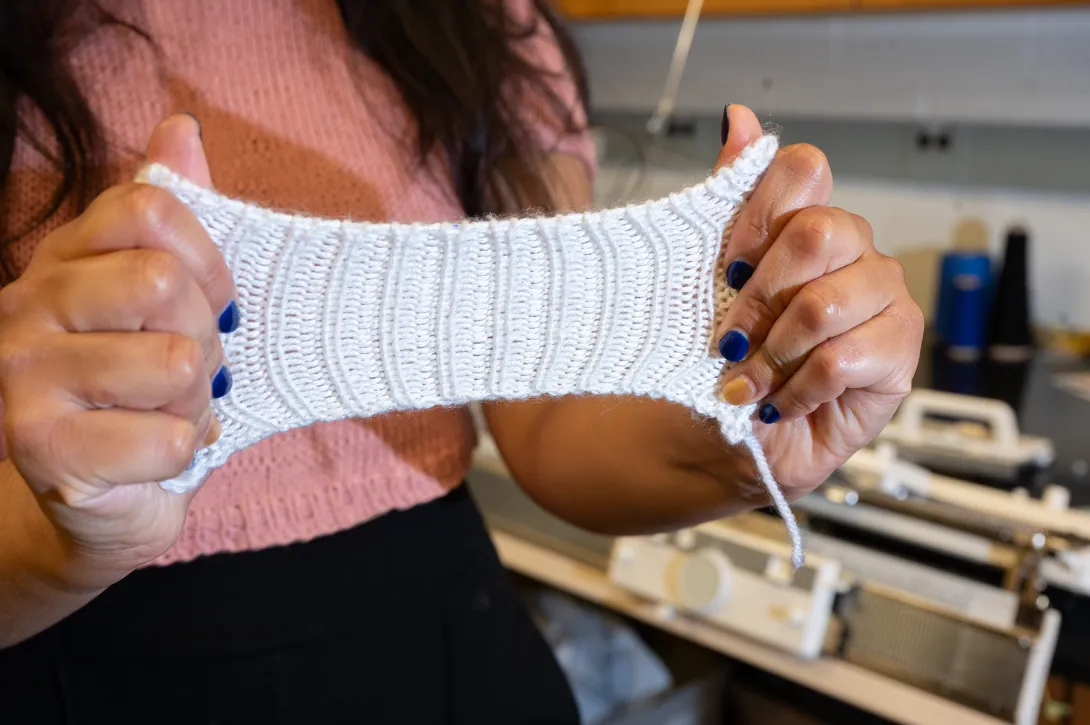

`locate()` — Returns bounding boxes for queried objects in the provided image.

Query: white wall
[581,7,1090,329]
[834,182,1090,329]
[595,166,1090,330]
[574,9,1090,128]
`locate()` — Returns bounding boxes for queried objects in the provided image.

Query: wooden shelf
[858,0,1088,10]
[556,0,851,17]
[555,0,1088,18]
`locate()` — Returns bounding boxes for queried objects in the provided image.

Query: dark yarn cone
[987,226,1034,361]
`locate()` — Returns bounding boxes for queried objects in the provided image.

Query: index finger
[721,144,834,293]
[41,182,236,324]
[36,113,236,323]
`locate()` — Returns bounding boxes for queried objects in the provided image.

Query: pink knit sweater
[2,0,594,565]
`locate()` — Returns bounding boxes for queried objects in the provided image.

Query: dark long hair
[0,0,588,283]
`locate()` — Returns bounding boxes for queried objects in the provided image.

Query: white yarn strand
[742,428,804,569]
[137,135,805,567]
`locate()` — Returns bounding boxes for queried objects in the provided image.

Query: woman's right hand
[0,114,233,591]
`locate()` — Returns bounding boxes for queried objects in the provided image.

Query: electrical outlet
[665,117,696,137]
[915,127,954,153]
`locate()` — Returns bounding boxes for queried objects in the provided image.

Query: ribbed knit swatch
[138,134,803,566]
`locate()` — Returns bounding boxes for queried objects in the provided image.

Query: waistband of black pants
[1,482,490,662]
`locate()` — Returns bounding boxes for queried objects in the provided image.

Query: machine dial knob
[669,548,733,613]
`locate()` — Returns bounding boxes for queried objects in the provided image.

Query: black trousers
[0,485,580,725]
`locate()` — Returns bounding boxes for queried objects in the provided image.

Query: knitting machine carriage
[605,390,1082,725]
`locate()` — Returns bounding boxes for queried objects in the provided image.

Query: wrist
[1,462,126,597]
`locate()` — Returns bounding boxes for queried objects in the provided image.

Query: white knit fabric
[137,135,803,566]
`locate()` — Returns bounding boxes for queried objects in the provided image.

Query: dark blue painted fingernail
[718,330,749,362]
[211,365,233,399]
[725,260,754,290]
[720,104,731,146]
[758,402,781,424]
[218,300,240,334]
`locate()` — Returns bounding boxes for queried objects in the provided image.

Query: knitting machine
[469,390,1084,724]
[873,388,1054,484]
[606,390,1084,725]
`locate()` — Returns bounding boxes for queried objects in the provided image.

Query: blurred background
[470,3,1090,724]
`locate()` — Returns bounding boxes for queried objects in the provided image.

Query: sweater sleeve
[504,0,597,180]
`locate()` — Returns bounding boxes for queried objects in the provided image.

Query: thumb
[144,112,212,188]
[714,104,763,171]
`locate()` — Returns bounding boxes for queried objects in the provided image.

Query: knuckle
[759,346,791,378]
[736,289,778,331]
[782,144,831,185]
[82,377,122,409]
[86,182,129,212]
[812,343,849,383]
[902,298,926,339]
[853,213,875,247]
[882,254,907,284]
[68,191,112,235]
[793,208,838,259]
[132,249,186,307]
[162,334,204,389]
[161,418,198,474]
[734,206,769,248]
[200,260,231,305]
[796,286,842,336]
[70,185,133,246]
[123,183,175,238]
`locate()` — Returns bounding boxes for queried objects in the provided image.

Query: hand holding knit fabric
[0,115,231,586]
[710,106,924,508]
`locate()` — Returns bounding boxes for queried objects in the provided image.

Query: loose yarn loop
[138,134,804,568]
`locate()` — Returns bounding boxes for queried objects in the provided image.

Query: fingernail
[718,329,749,363]
[725,260,754,290]
[720,104,731,146]
[758,402,781,424]
[211,365,233,399]
[722,376,756,405]
[203,417,221,447]
[179,111,202,141]
[218,300,240,334]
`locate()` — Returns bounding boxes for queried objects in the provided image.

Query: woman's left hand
[714,105,924,495]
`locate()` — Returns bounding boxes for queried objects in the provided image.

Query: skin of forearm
[0,460,107,649]
[483,395,768,535]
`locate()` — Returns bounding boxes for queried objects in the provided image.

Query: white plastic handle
[842,443,932,498]
[895,389,1020,449]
